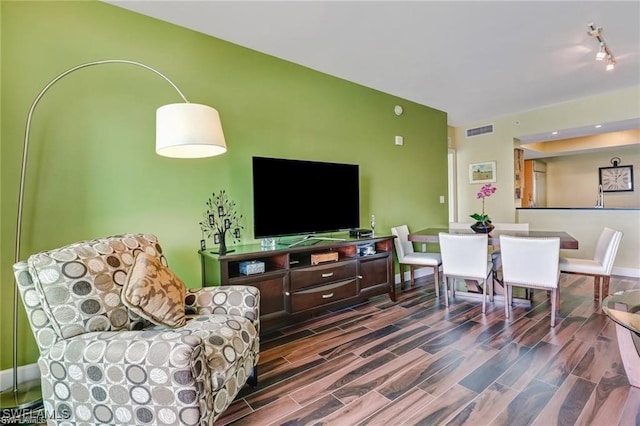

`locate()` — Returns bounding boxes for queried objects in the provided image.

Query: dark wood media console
[198,235,396,332]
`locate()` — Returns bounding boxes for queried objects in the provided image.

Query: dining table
[408,227,579,301]
[408,227,579,250]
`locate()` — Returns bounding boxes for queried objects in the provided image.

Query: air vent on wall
[466,124,494,138]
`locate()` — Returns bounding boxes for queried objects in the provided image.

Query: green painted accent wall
[0,1,447,369]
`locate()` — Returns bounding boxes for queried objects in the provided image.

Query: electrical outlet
[395,136,403,146]
[439,195,445,203]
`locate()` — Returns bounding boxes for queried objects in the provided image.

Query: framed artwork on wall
[469,161,497,184]
[599,165,634,192]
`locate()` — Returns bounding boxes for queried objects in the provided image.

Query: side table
[602,289,640,388]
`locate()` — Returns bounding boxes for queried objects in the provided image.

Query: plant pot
[471,221,494,234]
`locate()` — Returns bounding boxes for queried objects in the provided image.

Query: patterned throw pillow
[121,252,187,328]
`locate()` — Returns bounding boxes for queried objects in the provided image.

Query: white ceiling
[107,0,640,135]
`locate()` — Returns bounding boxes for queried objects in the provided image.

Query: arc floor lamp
[0,59,227,411]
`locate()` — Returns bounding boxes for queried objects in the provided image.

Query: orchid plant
[470,183,497,223]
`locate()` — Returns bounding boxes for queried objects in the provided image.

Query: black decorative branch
[199,190,243,254]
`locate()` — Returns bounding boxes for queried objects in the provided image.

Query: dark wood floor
[218,273,640,426]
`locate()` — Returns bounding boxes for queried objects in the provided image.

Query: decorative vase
[471,221,494,234]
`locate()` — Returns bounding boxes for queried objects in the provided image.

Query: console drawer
[289,279,357,313]
[290,260,357,291]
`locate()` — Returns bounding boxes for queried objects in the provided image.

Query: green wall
[0,1,447,369]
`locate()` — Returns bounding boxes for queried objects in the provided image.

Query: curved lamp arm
[15,59,194,262]
[9,59,227,401]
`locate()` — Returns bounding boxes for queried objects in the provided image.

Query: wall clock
[599,165,634,192]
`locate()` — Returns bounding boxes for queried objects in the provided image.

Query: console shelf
[199,235,396,332]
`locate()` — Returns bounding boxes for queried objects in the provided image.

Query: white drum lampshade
[156,103,227,158]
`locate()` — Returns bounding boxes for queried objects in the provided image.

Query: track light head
[588,22,616,71]
[596,43,606,61]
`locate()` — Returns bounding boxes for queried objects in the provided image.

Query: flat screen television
[252,156,360,239]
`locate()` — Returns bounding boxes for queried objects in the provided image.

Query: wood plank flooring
[218,274,640,426]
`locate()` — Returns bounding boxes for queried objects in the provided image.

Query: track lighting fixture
[588,22,616,71]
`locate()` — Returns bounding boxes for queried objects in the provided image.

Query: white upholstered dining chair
[490,223,530,284]
[391,225,442,296]
[500,235,560,327]
[559,227,623,302]
[438,232,493,313]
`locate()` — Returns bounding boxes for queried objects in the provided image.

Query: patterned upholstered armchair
[13,233,260,425]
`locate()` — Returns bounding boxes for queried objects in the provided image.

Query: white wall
[452,87,640,223]
[545,146,640,208]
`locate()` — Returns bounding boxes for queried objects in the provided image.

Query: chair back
[448,222,473,230]
[13,234,162,353]
[439,232,488,279]
[499,235,560,288]
[391,225,414,262]
[492,223,529,231]
[593,227,623,274]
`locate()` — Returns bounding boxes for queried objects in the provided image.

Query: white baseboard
[0,363,40,392]
[395,266,434,284]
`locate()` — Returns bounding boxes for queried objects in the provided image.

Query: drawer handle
[322,293,334,299]
[321,272,334,278]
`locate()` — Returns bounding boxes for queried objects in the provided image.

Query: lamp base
[0,379,43,417]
